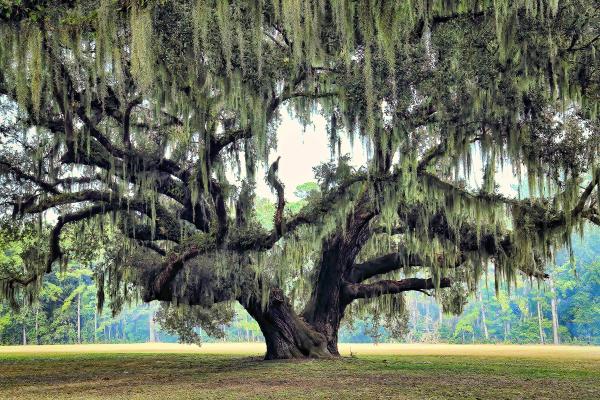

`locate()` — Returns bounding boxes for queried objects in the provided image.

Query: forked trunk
[301,246,345,357]
[242,289,333,360]
[301,222,372,356]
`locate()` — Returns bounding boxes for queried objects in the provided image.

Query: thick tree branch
[122,97,142,148]
[267,90,339,119]
[422,171,597,232]
[571,174,599,218]
[210,128,252,161]
[343,277,452,301]
[13,190,115,214]
[46,203,121,273]
[348,251,424,283]
[267,156,285,236]
[137,240,167,256]
[148,234,216,298]
[0,160,61,195]
[582,208,600,226]
[246,172,367,251]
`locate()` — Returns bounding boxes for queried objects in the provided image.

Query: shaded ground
[0,344,598,399]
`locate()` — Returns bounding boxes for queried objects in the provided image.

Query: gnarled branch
[343,277,453,301]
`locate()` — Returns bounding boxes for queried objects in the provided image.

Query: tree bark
[301,195,375,355]
[301,236,347,355]
[22,323,27,346]
[242,289,332,360]
[549,276,560,345]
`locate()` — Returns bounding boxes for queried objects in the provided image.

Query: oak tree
[1,0,599,358]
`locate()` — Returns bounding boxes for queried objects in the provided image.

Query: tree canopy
[0,0,599,359]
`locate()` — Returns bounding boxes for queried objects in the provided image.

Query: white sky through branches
[244,110,519,202]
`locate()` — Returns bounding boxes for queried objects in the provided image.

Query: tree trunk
[549,276,560,345]
[301,198,375,355]
[243,289,332,360]
[537,301,545,345]
[77,292,81,344]
[412,297,419,342]
[424,302,430,333]
[478,291,489,341]
[301,238,347,355]
[94,310,97,342]
[35,308,39,345]
[149,310,156,343]
[22,323,27,345]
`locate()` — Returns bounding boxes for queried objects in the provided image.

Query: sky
[229,110,369,201]
[244,109,519,202]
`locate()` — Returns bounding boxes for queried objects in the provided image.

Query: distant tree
[454,307,478,343]
[293,182,320,201]
[556,261,600,343]
[478,290,489,341]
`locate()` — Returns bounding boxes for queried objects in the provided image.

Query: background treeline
[1,188,598,345]
[1,228,597,346]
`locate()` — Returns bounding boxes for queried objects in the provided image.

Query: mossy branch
[267,156,285,236]
[343,277,453,301]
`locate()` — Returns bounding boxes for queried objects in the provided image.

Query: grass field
[1,343,599,399]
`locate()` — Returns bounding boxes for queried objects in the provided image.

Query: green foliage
[293,182,319,200]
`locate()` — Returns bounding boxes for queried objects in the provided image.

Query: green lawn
[1,344,598,399]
